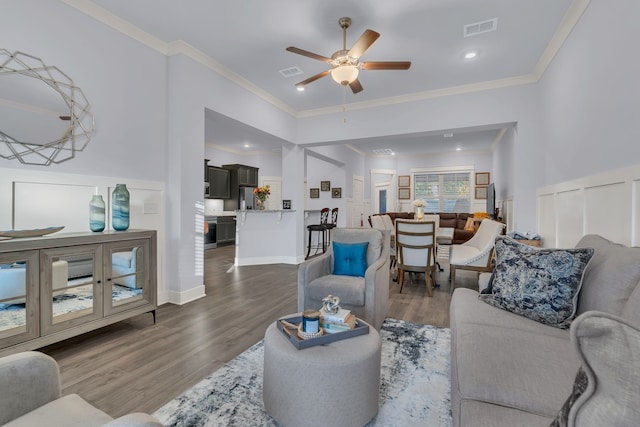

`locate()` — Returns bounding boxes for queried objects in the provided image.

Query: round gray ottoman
[263,316,381,427]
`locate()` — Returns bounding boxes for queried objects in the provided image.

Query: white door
[261,177,282,210]
[351,175,364,227]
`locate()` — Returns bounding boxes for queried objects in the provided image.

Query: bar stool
[306,211,328,259]
[322,208,338,245]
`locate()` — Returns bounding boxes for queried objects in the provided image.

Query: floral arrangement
[253,185,271,202]
[412,199,426,207]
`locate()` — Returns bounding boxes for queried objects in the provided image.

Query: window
[414,171,471,213]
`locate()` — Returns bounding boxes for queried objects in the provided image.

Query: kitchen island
[235,210,299,266]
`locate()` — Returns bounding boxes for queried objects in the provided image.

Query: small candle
[302,310,320,333]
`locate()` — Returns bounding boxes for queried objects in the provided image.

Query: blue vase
[112,184,130,231]
[89,195,105,232]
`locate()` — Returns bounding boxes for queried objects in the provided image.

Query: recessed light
[296,87,305,92]
[444,133,454,138]
[464,51,477,60]
[243,143,250,148]
[456,147,462,151]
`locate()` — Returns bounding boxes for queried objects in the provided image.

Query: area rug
[153,318,452,427]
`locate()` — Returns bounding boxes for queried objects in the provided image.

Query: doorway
[370,169,396,214]
[378,188,388,213]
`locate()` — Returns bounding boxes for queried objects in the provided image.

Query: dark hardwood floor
[41,243,479,418]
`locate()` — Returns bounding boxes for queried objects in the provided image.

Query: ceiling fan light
[331,65,359,85]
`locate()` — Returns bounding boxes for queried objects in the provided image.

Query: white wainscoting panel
[537,193,556,248]
[0,167,167,305]
[498,198,514,233]
[556,189,585,248]
[14,182,96,231]
[584,182,630,246]
[634,180,640,245]
[537,164,640,248]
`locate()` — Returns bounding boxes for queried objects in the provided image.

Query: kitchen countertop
[205,212,236,218]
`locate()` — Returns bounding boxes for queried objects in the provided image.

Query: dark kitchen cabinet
[216,216,236,245]
[207,166,230,199]
[237,166,258,187]
[223,164,259,211]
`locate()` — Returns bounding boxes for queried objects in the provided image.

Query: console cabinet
[0,230,157,356]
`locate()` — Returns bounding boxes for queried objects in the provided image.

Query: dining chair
[395,219,437,296]
[449,218,505,293]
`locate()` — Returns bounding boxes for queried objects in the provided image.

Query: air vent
[372,148,395,156]
[279,66,303,78]
[463,18,498,37]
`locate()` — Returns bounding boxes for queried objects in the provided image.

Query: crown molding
[295,74,538,118]
[63,0,590,119]
[166,41,297,117]
[532,0,591,79]
[344,144,366,157]
[61,0,168,55]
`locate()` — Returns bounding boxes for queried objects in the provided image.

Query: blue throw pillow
[478,236,594,329]
[333,241,369,277]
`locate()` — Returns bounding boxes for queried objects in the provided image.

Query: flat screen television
[486,182,496,219]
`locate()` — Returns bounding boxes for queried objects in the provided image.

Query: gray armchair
[298,228,390,329]
[0,351,162,427]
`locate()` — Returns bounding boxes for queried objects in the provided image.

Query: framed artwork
[310,188,319,199]
[475,172,490,186]
[475,186,488,199]
[282,199,291,209]
[398,188,411,199]
[332,188,342,198]
[398,175,410,187]
[320,181,331,191]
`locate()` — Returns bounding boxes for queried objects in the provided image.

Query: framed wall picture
[320,181,331,191]
[475,172,490,186]
[475,186,488,199]
[332,188,342,198]
[310,188,319,198]
[282,199,291,209]
[398,175,410,187]
[398,188,411,199]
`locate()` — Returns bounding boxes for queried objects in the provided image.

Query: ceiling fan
[286,17,411,94]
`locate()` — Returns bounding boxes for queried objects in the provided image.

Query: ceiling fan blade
[349,78,363,94]
[348,29,380,58]
[361,61,412,70]
[294,70,331,87]
[286,46,332,63]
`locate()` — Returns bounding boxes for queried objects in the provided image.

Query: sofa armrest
[103,413,163,427]
[297,251,332,311]
[0,351,61,425]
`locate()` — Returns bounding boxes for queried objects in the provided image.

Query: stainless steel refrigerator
[239,187,256,210]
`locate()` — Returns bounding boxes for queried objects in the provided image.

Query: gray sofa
[0,351,162,427]
[450,234,640,426]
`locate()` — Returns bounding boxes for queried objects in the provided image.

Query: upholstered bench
[263,316,381,427]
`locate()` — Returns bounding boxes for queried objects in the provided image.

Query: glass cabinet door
[104,239,152,316]
[40,245,103,335]
[0,251,39,349]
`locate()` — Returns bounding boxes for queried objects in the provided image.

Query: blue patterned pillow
[478,237,594,329]
[333,241,369,277]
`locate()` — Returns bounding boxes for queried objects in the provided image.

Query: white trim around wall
[537,164,640,248]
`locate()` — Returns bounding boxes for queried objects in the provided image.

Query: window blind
[414,171,470,213]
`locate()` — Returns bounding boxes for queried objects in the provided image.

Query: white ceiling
[82,0,577,156]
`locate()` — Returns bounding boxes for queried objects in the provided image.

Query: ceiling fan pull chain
[343,86,347,124]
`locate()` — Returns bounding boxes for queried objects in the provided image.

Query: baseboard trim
[165,285,206,305]
[235,256,301,266]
